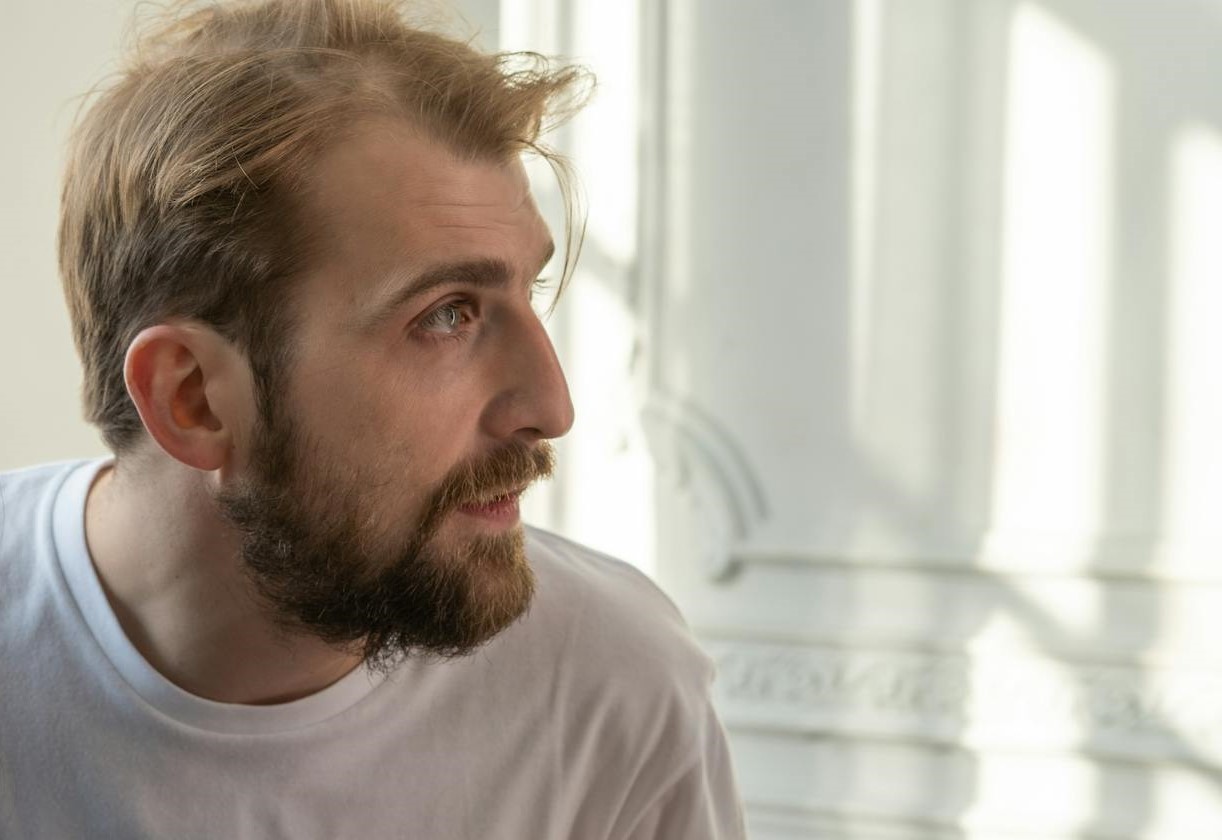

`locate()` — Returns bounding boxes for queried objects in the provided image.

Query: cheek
[383,370,479,455]
[294,333,487,476]
[345,364,481,475]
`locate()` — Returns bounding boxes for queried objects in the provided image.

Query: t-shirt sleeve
[620,699,747,840]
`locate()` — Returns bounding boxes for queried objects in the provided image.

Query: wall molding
[641,389,768,581]
[744,800,1191,840]
[732,530,1222,585]
[747,804,958,840]
[708,638,1222,769]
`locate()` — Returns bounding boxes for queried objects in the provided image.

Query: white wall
[633,1,1222,837]
[0,0,135,468]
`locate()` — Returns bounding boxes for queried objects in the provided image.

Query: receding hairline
[280,110,556,284]
[58,0,592,456]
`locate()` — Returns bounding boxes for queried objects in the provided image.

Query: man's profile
[0,1,745,837]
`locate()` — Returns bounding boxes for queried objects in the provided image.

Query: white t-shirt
[0,458,746,839]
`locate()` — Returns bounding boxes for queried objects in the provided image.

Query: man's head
[59,0,590,666]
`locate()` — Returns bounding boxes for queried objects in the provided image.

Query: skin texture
[83,120,574,704]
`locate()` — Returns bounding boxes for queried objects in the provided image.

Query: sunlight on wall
[991,3,1114,539]
[570,0,639,265]
[956,749,1220,838]
[1164,124,1222,543]
[559,0,653,574]
[498,0,561,52]
[502,0,654,575]
[960,755,1097,834]
[849,0,881,428]
[561,279,657,577]
[501,0,640,265]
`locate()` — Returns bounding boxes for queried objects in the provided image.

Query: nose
[481,307,575,443]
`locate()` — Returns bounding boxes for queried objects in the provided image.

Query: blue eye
[419,301,472,336]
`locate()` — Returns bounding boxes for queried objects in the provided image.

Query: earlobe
[124,324,237,472]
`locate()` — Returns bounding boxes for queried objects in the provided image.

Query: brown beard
[213,405,554,673]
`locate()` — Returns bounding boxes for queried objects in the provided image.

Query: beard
[212,403,554,673]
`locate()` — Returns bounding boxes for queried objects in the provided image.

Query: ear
[123,323,254,472]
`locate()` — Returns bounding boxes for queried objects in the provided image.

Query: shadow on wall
[483,0,1222,834]
[827,0,1222,835]
[605,0,1222,837]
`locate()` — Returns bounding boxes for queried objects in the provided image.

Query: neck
[83,460,363,704]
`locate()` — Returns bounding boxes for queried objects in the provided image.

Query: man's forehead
[287,118,553,328]
[305,119,532,213]
[290,122,545,289]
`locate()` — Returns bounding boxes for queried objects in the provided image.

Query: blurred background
[6,0,1222,837]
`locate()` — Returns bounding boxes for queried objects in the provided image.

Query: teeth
[461,489,520,508]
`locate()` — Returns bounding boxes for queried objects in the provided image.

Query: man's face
[214,120,574,669]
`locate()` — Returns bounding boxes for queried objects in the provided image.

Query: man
[0,1,745,837]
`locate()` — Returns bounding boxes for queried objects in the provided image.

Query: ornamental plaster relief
[708,639,1222,768]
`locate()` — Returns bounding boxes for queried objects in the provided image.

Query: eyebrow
[357,241,556,334]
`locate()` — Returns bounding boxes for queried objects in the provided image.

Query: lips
[457,488,524,520]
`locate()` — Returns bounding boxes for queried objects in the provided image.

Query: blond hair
[59,0,590,455]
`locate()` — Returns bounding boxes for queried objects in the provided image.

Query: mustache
[414,440,555,535]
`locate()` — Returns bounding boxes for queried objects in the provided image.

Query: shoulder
[0,459,90,558]
[520,526,714,737]
[524,525,713,685]
[0,459,85,498]
[524,525,679,621]
[0,459,101,647]
[516,528,736,832]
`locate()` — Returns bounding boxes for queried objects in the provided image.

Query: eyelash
[415,279,550,342]
[530,277,556,309]
[417,298,475,341]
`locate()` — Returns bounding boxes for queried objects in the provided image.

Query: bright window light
[991,3,1115,539]
[849,0,882,426]
[1164,123,1222,542]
